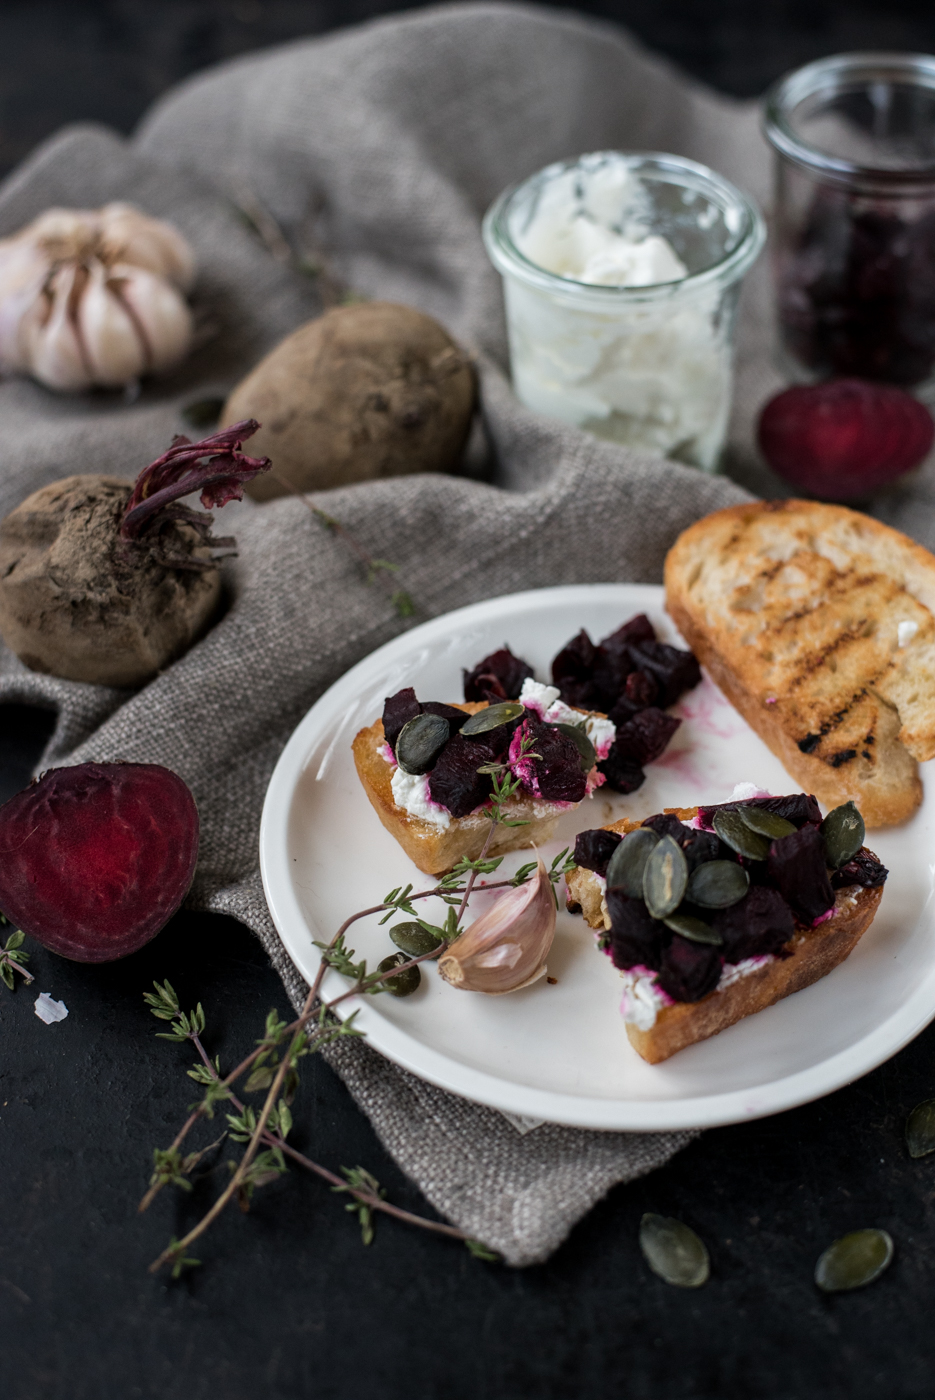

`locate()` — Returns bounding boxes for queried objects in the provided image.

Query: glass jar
[764,53,935,395]
[482,151,764,471]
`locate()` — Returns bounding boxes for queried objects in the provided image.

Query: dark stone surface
[1,0,935,176]
[3,4,935,1396]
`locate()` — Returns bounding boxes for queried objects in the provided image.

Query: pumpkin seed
[686,859,750,909]
[642,835,688,920]
[605,826,659,896]
[821,801,865,869]
[181,395,224,430]
[551,721,596,773]
[905,1099,935,1158]
[461,701,525,736]
[390,922,444,957]
[713,809,770,862]
[639,1213,710,1288]
[737,805,797,840]
[663,912,723,946]
[377,952,421,998]
[814,1229,893,1292]
[395,713,451,774]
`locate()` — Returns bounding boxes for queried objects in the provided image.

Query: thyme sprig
[270,473,416,619]
[0,922,33,989]
[144,756,570,1278]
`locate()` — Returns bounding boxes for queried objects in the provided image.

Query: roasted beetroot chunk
[656,936,722,1002]
[598,744,646,794]
[463,647,533,702]
[0,763,199,963]
[606,890,667,971]
[712,886,795,963]
[428,733,495,817]
[551,629,599,708]
[625,641,701,709]
[612,709,681,765]
[382,688,422,749]
[767,825,835,923]
[525,717,587,803]
[573,827,623,877]
[697,793,822,832]
[831,851,889,889]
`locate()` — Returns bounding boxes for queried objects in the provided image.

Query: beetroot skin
[758,379,934,500]
[0,762,198,962]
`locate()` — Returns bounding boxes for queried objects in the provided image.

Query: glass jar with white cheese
[482,151,765,470]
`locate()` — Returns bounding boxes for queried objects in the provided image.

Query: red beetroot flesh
[0,763,198,963]
[758,379,934,500]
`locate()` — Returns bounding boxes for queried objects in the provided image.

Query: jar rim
[764,51,935,189]
[481,150,765,306]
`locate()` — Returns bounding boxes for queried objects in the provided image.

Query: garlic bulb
[438,858,556,994]
[0,202,195,391]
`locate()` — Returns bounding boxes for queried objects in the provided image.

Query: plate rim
[259,582,935,1131]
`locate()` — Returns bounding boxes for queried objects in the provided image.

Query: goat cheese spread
[389,765,451,830]
[517,678,616,758]
[500,154,735,468]
[619,955,775,1031]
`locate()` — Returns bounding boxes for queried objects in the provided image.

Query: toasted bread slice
[566,810,884,1063]
[664,500,935,827]
[353,704,566,875]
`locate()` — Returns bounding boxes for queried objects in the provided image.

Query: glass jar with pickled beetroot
[764,53,935,395]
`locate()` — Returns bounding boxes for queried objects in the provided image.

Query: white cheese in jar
[489,152,756,470]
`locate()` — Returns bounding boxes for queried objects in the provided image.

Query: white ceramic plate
[260,584,935,1131]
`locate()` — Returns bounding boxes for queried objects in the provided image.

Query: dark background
[3,4,935,1399]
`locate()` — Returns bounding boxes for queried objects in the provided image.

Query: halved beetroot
[0,762,198,962]
[758,379,934,500]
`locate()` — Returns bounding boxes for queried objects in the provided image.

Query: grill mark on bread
[664,500,935,826]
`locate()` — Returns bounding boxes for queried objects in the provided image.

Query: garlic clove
[438,857,556,994]
[98,203,196,291]
[109,262,193,373]
[0,237,49,367]
[74,259,148,387]
[27,207,100,264]
[20,263,95,391]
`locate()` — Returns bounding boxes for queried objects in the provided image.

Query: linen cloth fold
[1,3,927,1266]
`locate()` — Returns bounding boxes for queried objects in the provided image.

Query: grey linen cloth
[2,2,928,1266]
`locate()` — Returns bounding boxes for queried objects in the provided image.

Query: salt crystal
[34,993,68,1025]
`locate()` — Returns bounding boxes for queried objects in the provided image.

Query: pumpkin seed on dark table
[461,701,525,736]
[905,1099,935,1158]
[639,1213,710,1288]
[687,859,750,909]
[377,952,421,997]
[395,713,451,774]
[738,805,797,840]
[814,1229,893,1292]
[821,800,866,869]
[390,922,444,957]
[551,721,596,772]
[663,912,723,945]
[713,809,771,862]
[642,835,688,919]
[606,826,659,896]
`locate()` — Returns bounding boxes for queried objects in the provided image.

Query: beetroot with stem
[0,763,199,963]
[0,419,271,687]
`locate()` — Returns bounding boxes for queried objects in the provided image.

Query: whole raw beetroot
[0,420,270,687]
[0,762,198,962]
[758,379,934,500]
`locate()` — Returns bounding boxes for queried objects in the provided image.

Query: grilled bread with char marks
[665,501,935,827]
